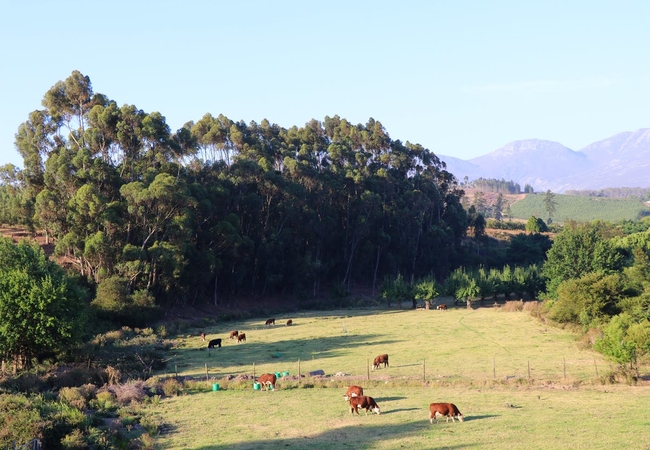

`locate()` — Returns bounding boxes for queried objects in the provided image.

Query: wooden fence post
[593,358,599,378]
[527,360,530,379]
[423,359,426,383]
[367,358,370,381]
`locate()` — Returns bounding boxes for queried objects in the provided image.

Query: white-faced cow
[349,396,381,415]
[286,319,293,326]
[229,330,239,339]
[372,354,389,370]
[429,402,464,424]
[207,338,222,349]
[265,318,276,326]
[257,373,277,390]
[237,333,247,343]
[343,385,364,401]
[437,304,448,311]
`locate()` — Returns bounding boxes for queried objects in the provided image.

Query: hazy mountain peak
[439,128,650,192]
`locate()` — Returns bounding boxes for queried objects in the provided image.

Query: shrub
[112,381,147,405]
[59,387,88,410]
[162,378,182,397]
[61,429,86,449]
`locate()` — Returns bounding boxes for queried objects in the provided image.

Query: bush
[59,387,88,410]
[162,378,182,397]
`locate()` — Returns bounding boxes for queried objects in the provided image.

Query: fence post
[593,358,599,378]
[367,358,370,381]
[423,359,426,383]
[527,360,530,379]
[175,365,178,377]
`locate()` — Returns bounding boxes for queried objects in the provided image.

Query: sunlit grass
[148,306,650,449]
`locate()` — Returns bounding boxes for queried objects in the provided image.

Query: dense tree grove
[6,71,468,308]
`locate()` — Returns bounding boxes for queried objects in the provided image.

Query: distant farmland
[509,193,650,223]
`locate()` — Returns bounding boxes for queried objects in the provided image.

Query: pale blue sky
[1,0,649,169]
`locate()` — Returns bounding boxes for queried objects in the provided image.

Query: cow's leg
[429,412,434,424]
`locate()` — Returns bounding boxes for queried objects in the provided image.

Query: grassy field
[509,193,650,223]
[147,306,650,449]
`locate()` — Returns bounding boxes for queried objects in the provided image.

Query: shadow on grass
[169,333,400,376]
[375,396,407,402]
[462,414,499,422]
[173,421,475,450]
[381,407,421,414]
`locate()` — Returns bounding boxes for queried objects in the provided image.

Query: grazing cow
[349,396,381,415]
[257,373,277,390]
[343,385,364,401]
[200,332,206,341]
[372,354,389,370]
[265,318,276,326]
[237,333,247,343]
[429,403,464,424]
[229,330,239,339]
[437,304,447,311]
[286,319,293,326]
[207,338,222,349]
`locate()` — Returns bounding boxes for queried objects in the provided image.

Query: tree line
[2,70,470,313]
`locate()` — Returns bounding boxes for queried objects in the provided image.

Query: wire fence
[171,354,612,386]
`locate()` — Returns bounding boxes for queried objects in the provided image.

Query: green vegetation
[509,193,650,223]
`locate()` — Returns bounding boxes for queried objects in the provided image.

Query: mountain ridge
[439,127,650,193]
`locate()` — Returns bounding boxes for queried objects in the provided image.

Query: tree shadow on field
[171,333,399,377]
[180,422,475,450]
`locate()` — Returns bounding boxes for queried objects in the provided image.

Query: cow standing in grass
[207,338,222,349]
[429,403,464,423]
[344,385,364,401]
[349,396,381,415]
[372,354,389,370]
[258,373,277,390]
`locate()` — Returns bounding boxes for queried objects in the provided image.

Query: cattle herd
[202,319,464,424]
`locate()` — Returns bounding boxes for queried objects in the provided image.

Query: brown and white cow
[237,333,247,343]
[207,338,222,349]
[257,373,277,390]
[286,319,293,326]
[437,304,448,311]
[372,354,389,370]
[229,330,239,339]
[343,385,364,401]
[429,402,464,424]
[265,318,276,326]
[200,332,206,341]
[349,395,381,415]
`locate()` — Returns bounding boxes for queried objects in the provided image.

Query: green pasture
[149,306,650,449]
[509,193,650,223]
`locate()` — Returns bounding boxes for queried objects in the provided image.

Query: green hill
[509,193,650,223]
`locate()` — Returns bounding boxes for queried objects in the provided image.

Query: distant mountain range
[438,128,650,193]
